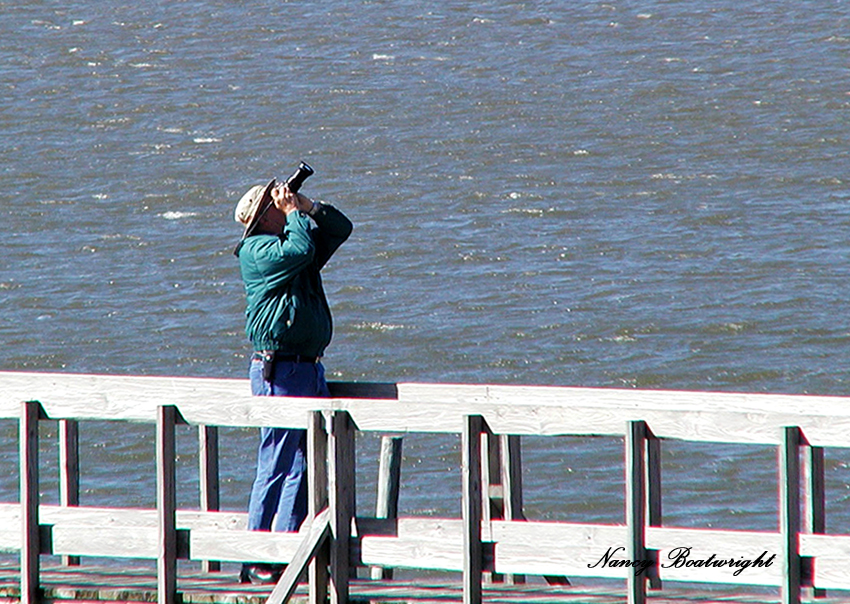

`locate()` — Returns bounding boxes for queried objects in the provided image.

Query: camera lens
[286,162,314,193]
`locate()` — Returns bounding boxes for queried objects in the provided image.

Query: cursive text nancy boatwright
[588,546,776,577]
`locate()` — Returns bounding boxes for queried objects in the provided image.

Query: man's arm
[308,201,353,270]
[246,212,316,291]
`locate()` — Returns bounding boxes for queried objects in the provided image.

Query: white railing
[2,371,850,604]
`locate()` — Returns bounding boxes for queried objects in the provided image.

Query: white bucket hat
[233,178,276,254]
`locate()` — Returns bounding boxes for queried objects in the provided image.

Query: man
[233,177,352,584]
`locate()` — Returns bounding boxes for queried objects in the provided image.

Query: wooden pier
[3,371,850,604]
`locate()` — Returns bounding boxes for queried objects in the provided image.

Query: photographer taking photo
[233,167,352,584]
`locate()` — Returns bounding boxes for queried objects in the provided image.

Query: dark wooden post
[780,427,802,604]
[157,405,178,604]
[20,401,42,604]
[645,428,661,590]
[801,438,825,598]
[625,420,648,604]
[59,418,81,566]
[199,424,220,573]
[462,415,484,604]
[499,434,527,584]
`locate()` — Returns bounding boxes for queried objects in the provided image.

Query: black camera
[283,161,314,193]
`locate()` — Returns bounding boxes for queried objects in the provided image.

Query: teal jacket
[235,204,353,357]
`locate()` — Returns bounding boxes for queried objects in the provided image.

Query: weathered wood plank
[363,519,787,585]
[801,534,850,589]
[492,521,628,578]
[646,526,782,585]
[50,525,184,559]
[397,382,850,418]
[9,372,850,446]
[360,533,465,571]
[190,528,303,563]
[9,565,832,604]
[266,508,331,604]
[0,503,248,539]
[809,557,850,590]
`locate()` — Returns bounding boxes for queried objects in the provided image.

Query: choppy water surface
[3,0,850,574]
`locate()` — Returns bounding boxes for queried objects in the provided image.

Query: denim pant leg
[246,360,330,533]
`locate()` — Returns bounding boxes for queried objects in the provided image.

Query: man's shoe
[239,563,285,585]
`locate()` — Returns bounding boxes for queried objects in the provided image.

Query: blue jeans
[246,359,330,532]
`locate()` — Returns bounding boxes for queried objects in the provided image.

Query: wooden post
[625,420,647,604]
[801,440,825,597]
[499,435,522,524]
[329,411,355,604]
[157,405,178,604]
[20,401,42,604]
[462,415,484,604]
[59,418,81,566]
[266,509,331,604]
[371,435,402,580]
[480,430,500,584]
[199,424,220,573]
[309,411,330,604]
[780,427,802,604]
[646,429,661,590]
[499,434,527,585]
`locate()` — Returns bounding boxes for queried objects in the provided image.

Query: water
[3,0,850,575]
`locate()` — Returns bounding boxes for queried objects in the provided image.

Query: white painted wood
[360,534,465,571]
[646,526,782,586]
[190,528,304,563]
[492,521,629,578]
[7,372,850,446]
[52,525,161,558]
[809,557,850,589]
[0,503,247,534]
[799,533,850,558]
[397,382,850,418]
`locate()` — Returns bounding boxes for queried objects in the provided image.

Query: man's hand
[271,184,299,215]
[273,185,315,215]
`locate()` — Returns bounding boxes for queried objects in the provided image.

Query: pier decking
[3,371,850,604]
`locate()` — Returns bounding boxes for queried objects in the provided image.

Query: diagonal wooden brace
[265,508,331,604]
